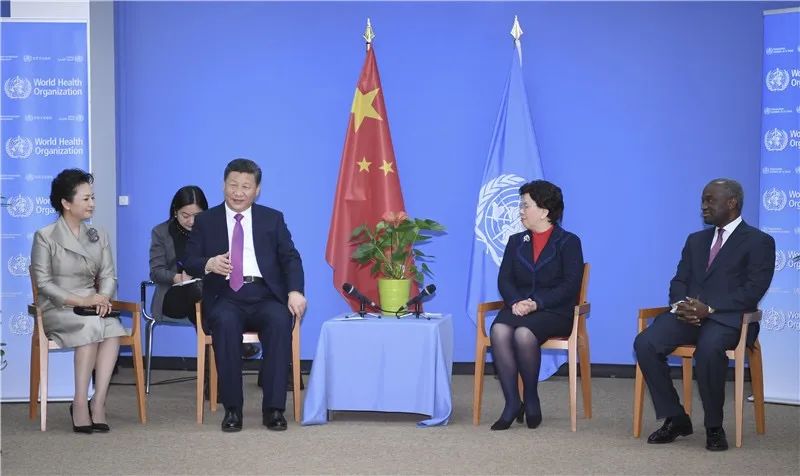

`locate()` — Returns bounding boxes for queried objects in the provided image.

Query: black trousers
[633,312,747,428]
[207,282,292,412]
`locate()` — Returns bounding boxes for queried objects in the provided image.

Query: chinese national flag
[326,47,408,311]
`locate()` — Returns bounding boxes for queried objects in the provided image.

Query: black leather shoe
[88,401,110,433]
[526,412,543,429]
[647,415,693,444]
[69,404,93,434]
[490,406,524,431]
[706,427,729,451]
[263,409,287,431]
[221,407,243,432]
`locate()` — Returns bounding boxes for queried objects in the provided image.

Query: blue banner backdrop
[0,21,90,401]
[760,9,800,405]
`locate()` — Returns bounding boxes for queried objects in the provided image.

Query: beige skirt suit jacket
[30,216,127,348]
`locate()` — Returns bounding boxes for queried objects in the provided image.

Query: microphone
[402,284,437,310]
[342,283,378,308]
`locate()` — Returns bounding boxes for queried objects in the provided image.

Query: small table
[302,313,453,427]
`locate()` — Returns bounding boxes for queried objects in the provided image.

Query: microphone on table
[342,283,378,309]
[401,284,437,311]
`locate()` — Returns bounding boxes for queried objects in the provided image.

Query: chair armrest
[111,300,142,337]
[637,307,671,333]
[476,301,504,339]
[140,280,156,322]
[743,310,762,326]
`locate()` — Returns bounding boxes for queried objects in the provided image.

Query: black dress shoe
[706,427,729,451]
[221,407,243,432]
[490,406,524,431]
[647,415,693,444]
[69,404,93,434]
[263,409,287,431]
[525,412,542,429]
[87,401,110,433]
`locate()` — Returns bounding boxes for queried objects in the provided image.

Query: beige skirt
[43,308,128,348]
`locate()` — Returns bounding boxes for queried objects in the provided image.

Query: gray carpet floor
[2,369,799,475]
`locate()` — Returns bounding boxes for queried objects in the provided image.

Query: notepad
[172,278,201,287]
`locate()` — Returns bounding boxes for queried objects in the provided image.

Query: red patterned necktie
[230,213,244,291]
[706,228,725,270]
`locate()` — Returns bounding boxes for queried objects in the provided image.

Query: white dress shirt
[225,203,262,278]
[710,215,742,251]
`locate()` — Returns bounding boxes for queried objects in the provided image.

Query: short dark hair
[169,185,209,219]
[50,168,93,214]
[519,180,564,224]
[224,158,262,186]
[707,178,744,211]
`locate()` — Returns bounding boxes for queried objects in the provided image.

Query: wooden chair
[28,271,147,431]
[195,302,302,424]
[473,263,592,431]
[633,308,765,448]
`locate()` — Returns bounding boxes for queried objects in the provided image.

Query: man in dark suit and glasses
[184,158,306,432]
[634,178,775,451]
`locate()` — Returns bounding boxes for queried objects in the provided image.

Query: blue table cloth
[302,314,453,427]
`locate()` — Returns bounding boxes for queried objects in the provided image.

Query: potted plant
[351,211,445,312]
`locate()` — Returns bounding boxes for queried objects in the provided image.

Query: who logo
[764,128,788,152]
[9,312,33,336]
[7,254,30,277]
[5,195,34,218]
[3,75,32,99]
[766,68,790,92]
[762,188,788,212]
[763,308,786,331]
[5,136,33,159]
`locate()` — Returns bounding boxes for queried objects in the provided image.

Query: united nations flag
[465,18,565,380]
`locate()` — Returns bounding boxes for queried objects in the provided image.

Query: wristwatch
[707,304,715,314]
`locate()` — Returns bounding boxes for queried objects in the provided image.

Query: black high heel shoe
[69,404,93,434]
[88,401,110,433]
[490,406,525,431]
[525,412,542,429]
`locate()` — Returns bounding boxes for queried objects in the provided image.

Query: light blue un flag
[466,39,567,380]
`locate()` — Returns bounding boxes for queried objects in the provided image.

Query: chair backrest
[577,263,590,306]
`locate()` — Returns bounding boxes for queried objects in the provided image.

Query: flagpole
[364,18,375,51]
[511,15,523,64]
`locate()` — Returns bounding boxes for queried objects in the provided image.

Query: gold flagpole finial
[364,18,375,50]
[510,15,523,42]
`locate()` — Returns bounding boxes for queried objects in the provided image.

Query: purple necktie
[230,213,244,291]
[707,228,725,270]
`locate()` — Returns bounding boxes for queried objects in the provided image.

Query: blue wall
[114,1,772,363]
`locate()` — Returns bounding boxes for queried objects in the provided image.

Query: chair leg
[748,345,766,435]
[144,320,155,394]
[578,333,592,419]
[568,337,577,432]
[734,350,745,448]
[633,364,645,438]
[29,336,40,420]
[292,325,302,423]
[39,344,48,432]
[130,334,147,424]
[681,358,693,416]
[209,346,218,413]
[196,337,206,424]
[472,341,487,426]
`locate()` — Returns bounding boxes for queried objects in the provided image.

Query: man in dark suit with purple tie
[184,158,306,432]
[634,178,775,451]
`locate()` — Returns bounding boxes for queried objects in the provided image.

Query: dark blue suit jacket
[498,225,584,318]
[183,203,304,320]
[669,220,775,329]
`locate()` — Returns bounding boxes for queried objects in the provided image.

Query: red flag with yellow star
[326,46,409,311]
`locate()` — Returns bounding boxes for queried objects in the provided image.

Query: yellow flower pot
[377,278,411,314]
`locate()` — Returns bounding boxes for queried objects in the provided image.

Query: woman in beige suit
[30,169,127,434]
